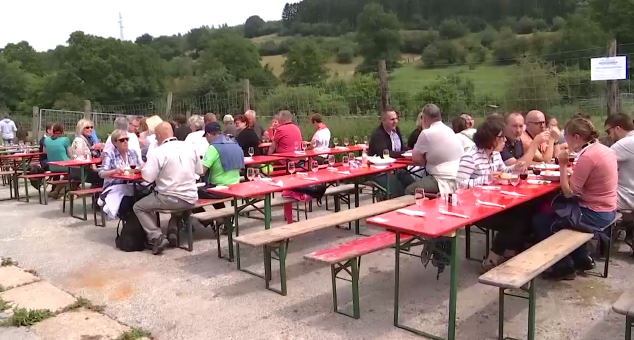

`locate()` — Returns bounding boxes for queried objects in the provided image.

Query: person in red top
[268,110,302,155]
[263,114,280,143]
[532,116,617,280]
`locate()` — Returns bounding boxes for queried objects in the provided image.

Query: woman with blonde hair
[138,115,163,161]
[70,118,103,187]
[407,111,425,149]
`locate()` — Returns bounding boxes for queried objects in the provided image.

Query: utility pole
[118,12,124,40]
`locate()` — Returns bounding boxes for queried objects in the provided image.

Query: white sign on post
[591,56,627,81]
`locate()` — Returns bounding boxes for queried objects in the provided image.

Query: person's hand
[93,143,104,151]
[114,167,124,175]
[533,131,550,145]
[514,161,528,173]
[549,126,561,142]
[557,150,569,167]
[491,172,501,181]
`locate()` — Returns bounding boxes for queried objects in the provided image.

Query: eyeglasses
[117,138,129,143]
[84,126,94,130]
[496,134,506,140]
[527,121,546,126]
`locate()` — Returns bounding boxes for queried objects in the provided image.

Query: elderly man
[367,109,414,198]
[245,110,266,140]
[460,113,476,140]
[407,104,463,195]
[501,112,549,166]
[522,110,559,162]
[204,113,217,125]
[126,115,140,135]
[105,116,141,159]
[268,110,302,155]
[185,115,208,158]
[134,122,203,255]
[223,114,238,137]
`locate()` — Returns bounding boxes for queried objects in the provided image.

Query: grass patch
[1,258,17,266]
[64,297,105,313]
[117,327,152,340]
[1,308,54,327]
[0,285,5,293]
[0,298,9,312]
[24,269,37,276]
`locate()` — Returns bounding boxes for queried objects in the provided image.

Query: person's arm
[456,154,480,188]
[64,138,72,158]
[98,152,122,178]
[141,150,161,183]
[202,146,215,173]
[540,138,556,163]
[494,153,520,173]
[268,141,277,155]
[411,132,428,167]
[559,151,589,198]
[521,135,545,162]
[11,122,17,132]
[194,151,204,176]
[612,142,634,163]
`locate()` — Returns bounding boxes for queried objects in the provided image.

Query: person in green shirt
[43,123,72,198]
[202,122,243,187]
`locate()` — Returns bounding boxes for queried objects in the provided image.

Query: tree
[1,41,45,75]
[422,44,441,66]
[545,9,607,68]
[281,3,299,28]
[517,16,535,34]
[355,3,402,74]
[439,19,469,39]
[244,15,266,38]
[590,0,634,43]
[505,58,559,112]
[281,39,328,85]
[336,46,355,64]
[134,34,153,46]
[551,16,566,31]
[0,56,29,110]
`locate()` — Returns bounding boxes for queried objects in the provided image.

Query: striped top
[457,147,517,188]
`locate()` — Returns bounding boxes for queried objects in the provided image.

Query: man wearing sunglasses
[521,110,559,163]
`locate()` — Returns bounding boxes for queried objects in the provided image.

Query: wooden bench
[234,195,414,295]
[613,287,634,340]
[478,229,594,340]
[68,187,105,226]
[17,172,67,204]
[304,231,413,319]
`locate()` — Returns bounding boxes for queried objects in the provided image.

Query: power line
[118,12,124,40]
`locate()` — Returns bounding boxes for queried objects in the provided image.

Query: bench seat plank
[613,287,634,317]
[235,195,414,247]
[19,172,67,179]
[156,198,233,214]
[69,188,103,196]
[191,207,235,220]
[304,232,414,264]
[479,229,593,289]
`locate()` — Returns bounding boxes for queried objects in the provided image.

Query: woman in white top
[139,115,163,161]
[451,116,475,153]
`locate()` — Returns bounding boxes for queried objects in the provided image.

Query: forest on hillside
[1,0,634,119]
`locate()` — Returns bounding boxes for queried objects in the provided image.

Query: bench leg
[354,183,360,234]
[331,257,361,319]
[627,315,633,340]
[23,177,30,203]
[497,279,536,340]
[264,240,288,296]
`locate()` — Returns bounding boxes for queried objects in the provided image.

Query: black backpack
[115,212,147,252]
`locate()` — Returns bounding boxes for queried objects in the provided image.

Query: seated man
[521,110,560,162]
[133,122,203,255]
[368,109,414,198]
[268,110,302,155]
[407,104,464,195]
[501,112,549,166]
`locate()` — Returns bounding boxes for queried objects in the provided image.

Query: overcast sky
[1,0,290,51]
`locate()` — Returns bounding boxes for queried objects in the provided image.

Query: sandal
[481,258,499,273]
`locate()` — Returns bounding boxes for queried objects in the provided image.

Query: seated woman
[407,111,424,150]
[71,119,104,188]
[234,114,260,157]
[452,116,475,153]
[532,117,617,280]
[262,114,280,143]
[456,117,530,271]
[138,116,163,162]
[43,124,72,199]
[98,129,142,218]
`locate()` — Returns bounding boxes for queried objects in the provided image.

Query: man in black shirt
[173,115,191,141]
[501,112,546,165]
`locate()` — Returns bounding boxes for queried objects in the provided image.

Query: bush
[415,73,476,114]
[258,40,288,56]
[402,30,439,54]
[533,18,548,31]
[551,16,566,31]
[492,27,530,64]
[256,85,350,116]
[336,46,355,64]
[422,44,441,66]
[439,19,469,39]
[504,58,560,112]
[479,27,498,48]
[517,16,535,34]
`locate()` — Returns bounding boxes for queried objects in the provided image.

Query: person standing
[0,115,17,145]
[134,122,203,255]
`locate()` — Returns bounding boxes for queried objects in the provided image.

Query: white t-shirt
[0,119,17,140]
[414,121,464,178]
[104,132,141,159]
[456,131,475,153]
[611,131,634,210]
[312,127,331,150]
[185,130,209,159]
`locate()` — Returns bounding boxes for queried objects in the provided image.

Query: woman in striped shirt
[456,117,532,272]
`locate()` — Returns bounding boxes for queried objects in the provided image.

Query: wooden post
[84,100,92,120]
[31,106,39,140]
[186,110,191,120]
[607,39,619,116]
[165,92,173,119]
[378,60,390,112]
[243,79,251,112]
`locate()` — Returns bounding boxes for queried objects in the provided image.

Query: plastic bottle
[361,148,368,168]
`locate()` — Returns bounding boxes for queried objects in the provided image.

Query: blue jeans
[533,207,616,271]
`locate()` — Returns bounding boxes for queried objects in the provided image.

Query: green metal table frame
[3,155,35,202]
[67,165,90,221]
[393,232,459,340]
[626,315,633,340]
[495,282,536,340]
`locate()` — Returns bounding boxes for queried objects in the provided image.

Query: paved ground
[0,183,632,340]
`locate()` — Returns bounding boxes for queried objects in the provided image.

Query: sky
[1,0,291,51]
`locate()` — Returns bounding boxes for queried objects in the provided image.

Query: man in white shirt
[133,122,203,255]
[104,117,141,159]
[408,104,464,194]
[0,115,17,145]
[307,113,331,150]
[605,113,634,212]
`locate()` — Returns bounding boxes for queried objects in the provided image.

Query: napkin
[527,179,551,185]
[296,172,308,176]
[300,177,319,182]
[294,151,306,155]
[244,157,254,162]
[396,209,426,217]
[269,181,284,187]
[477,200,506,208]
[480,186,501,191]
[337,171,351,175]
[499,190,526,197]
[370,217,389,223]
[214,185,229,190]
[327,167,338,171]
[335,146,349,150]
[439,210,469,219]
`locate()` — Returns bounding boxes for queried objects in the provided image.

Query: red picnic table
[0,152,44,201]
[273,145,366,159]
[244,155,284,166]
[48,158,102,221]
[208,162,408,266]
[366,182,559,340]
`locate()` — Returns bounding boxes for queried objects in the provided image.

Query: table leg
[80,165,87,220]
[264,193,272,230]
[447,235,459,340]
[394,231,402,326]
[354,182,360,234]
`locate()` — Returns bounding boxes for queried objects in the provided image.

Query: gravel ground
[0,184,631,340]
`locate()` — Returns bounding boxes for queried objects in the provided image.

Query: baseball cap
[204,122,222,134]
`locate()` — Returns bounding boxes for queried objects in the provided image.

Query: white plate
[533,163,559,170]
[402,152,413,158]
[369,157,396,166]
[541,171,561,181]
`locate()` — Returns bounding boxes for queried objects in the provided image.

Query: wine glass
[248,147,254,158]
[436,193,447,220]
[253,168,261,182]
[288,162,296,176]
[343,138,349,147]
[414,188,425,207]
[333,138,339,148]
[472,186,483,205]
[302,141,307,152]
[342,155,349,168]
[327,155,335,169]
[294,141,299,152]
[382,149,390,159]
[311,160,319,173]
[532,167,542,176]
[353,136,359,145]
[510,175,520,187]
[484,173,493,185]
[247,168,255,183]
[519,170,528,181]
